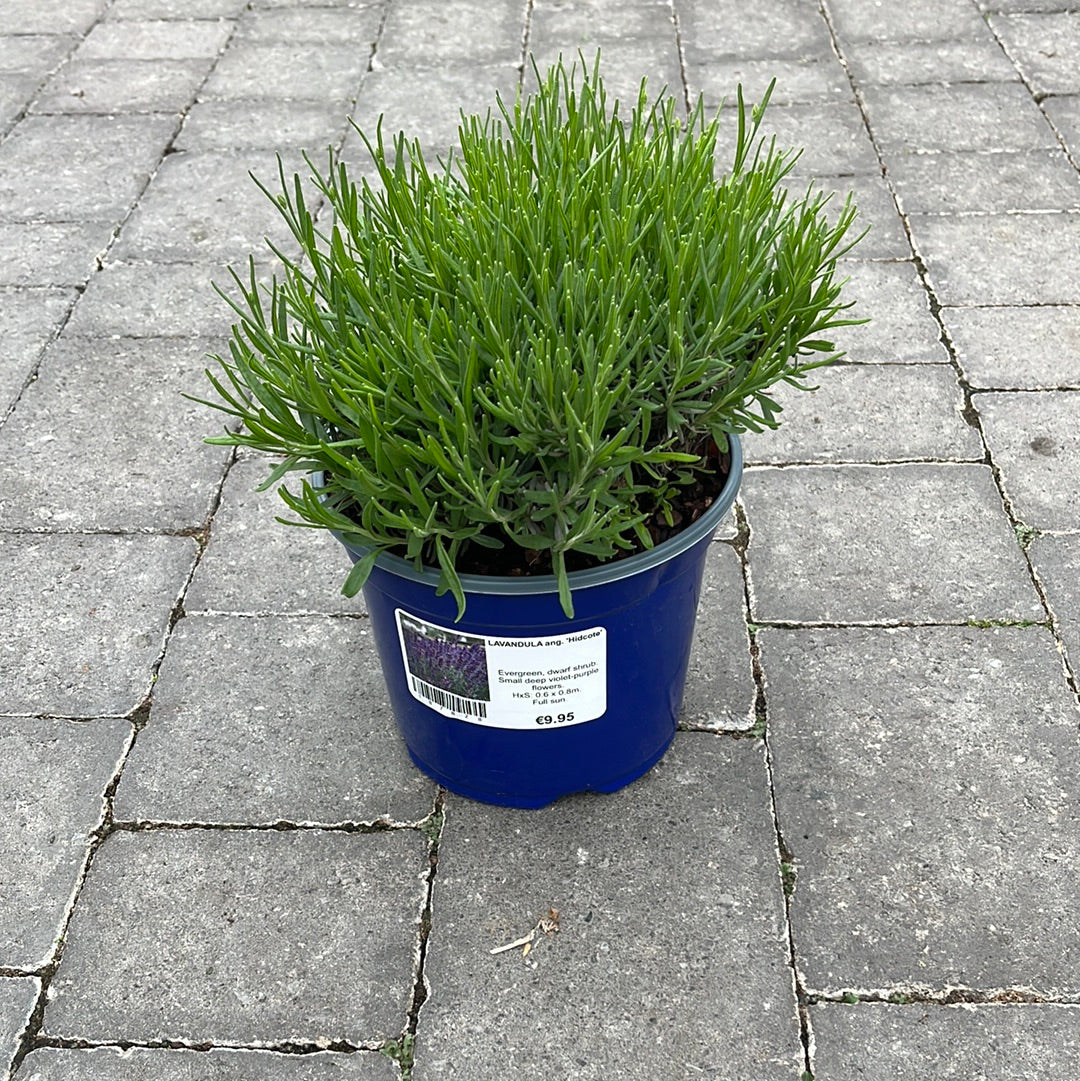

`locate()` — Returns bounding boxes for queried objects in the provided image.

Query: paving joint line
[29,1034,385,1056]
[107,817,426,834]
[808,986,1080,1007]
[668,0,691,116]
[518,0,534,86]
[392,788,447,1080]
[730,494,812,1076]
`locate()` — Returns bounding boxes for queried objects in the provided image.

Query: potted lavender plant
[195,55,862,807]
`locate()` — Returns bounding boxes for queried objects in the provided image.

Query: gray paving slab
[63,262,236,338]
[0,34,76,74]
[812,1003,1080,1078]
[990,12,1080,96]
[831,260,950,365]
[677,0,834,61]
[43,828,426,1045]
[202,43,369,103]
[862,83,1056,154]
[679,542,756,731]
[743,464,1043,623]
[687,56,852,110]
[0,113,176,222]
[0,337,231,532]
[981,0,1080,10]
[379,0,523,68]
[1,0,106,36]
[717,100,880,176]
[0,717,128,970]
[108,0,248,15]
[1043,94,1080,163]
[911,213,1080,306]
[114,614,433,825]
[30,57,212,114]
[783,173,910,262]
[0,287,76,411]
[976,390,1080,530]
[0,72,35,133]
[530,0,676,45]
[942,304,1080,390]
[887,149,1080,215]
[185,457,366,615]
[17,1047,399,1080]
[763,625,1080,994]
[1029,532,1080,672]
[234,4,384,46]
[525,40,683,108]
[414,734,803,1081]
[0,534,196,718]
[0,223,107,287]
[845,38,1022,86]
[76,18,234,60]
[348,65,522,155]
[744,363,983,464]
[111,150,307,264]
[0,977,37,1076]
[826,0,993,43]
[175,99,348,151]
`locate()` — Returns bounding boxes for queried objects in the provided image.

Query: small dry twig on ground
[490,907,561,957]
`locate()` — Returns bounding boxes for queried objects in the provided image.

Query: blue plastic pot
[334,438,742,808]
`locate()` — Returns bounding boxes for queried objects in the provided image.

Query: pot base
[406,729,675,809]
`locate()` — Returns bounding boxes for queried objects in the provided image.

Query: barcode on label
[410,676,489,720]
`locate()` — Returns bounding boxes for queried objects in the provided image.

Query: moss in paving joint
[780,860,798,899]
[1014,522,1040,550]
[380,1033,417,1078]
[964,617,1045,629]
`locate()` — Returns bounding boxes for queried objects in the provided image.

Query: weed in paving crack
[1014,522,1040,550]
[381,1033,416,1078]
[780,860,798,898]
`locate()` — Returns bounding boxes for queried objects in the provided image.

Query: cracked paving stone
[413,734,803,1081]
[763,625,1080,994]
[114,614,433,825]
[1,718,129,970]
[43,828,427,1045]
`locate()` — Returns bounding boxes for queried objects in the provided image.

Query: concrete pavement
[2,1,1080,1077]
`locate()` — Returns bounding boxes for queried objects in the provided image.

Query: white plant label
[395,609,607,730]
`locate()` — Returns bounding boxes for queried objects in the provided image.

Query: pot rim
[327,434,743,596]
